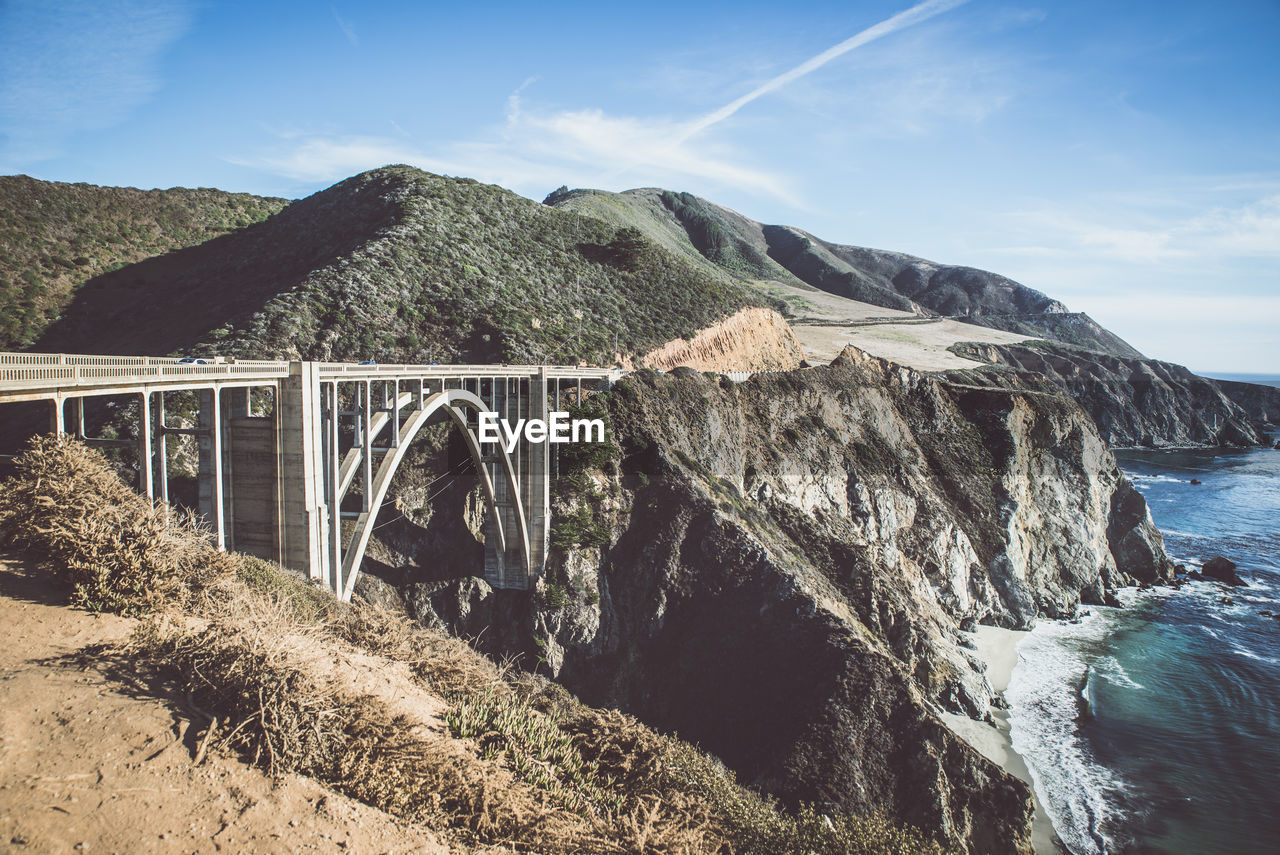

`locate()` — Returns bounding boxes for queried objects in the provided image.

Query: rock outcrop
[1214,378,1280,428]
[950,340,1275,448]
[390,347,1173,855]
[637,306,805,372]
[1202,556,1247,587]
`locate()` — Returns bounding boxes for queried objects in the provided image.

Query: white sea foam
[1129,473,1186,484]
[1095,655,1145,690]
[1230,642,1280,667]
[1007,610,1130,855]
[1162,528,1210,540]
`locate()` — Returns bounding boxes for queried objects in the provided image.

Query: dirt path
[760,280,1032,370]
[0,555,452,855]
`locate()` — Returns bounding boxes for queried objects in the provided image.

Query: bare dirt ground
[759,280,1031,371]
[0,554,453,855]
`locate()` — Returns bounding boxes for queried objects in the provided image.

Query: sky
[1,0,1277,373]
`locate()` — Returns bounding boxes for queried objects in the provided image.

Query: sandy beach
[941,626,1061,855]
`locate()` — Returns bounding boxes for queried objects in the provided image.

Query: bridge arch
[336,388,530,602]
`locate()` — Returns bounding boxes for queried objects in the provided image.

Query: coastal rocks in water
[1106,479,1176,586]
[1202,556,1247,587]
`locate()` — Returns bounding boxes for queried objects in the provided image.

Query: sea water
[1006,436,1280,854]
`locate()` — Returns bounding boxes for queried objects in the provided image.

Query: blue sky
[2,0,1277,372]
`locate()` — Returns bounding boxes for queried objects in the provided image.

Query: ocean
[1006,433,1280,853]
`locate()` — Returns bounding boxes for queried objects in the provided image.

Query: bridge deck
[0,352,616,403]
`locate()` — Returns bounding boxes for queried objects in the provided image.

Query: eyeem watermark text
[478,412,605,453]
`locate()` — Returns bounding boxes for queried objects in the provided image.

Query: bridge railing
[0,352,291,390]
[0,353,185,367]
[0,352,622,394]
[315,362,616,376]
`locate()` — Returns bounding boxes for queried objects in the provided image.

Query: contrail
[676,0,971,144]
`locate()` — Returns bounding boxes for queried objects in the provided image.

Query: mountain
[0,175,286,349]
[545,185,1280,444]
[35,167,777,365]
[545,186,1142,359]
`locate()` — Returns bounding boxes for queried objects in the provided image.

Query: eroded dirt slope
[0,555,453,855]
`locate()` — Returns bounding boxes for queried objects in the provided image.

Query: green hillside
[37,167,778,364]
[546,185,1143,358]
[0,175,287,349]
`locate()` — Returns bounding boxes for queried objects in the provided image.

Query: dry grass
[0,436,953,855]
[132,601,602,853]
[0,434,234,614]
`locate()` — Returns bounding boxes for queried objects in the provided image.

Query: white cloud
[229,96,800,204]
[996,194,1280,265]
[230,0,977,204]
[675,0,973,143]
[0,0,192,169]
[331,6,359,48]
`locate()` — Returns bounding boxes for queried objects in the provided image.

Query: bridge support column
[198,387,225,549]
[528,369,550,575]
[48,397,64,436]
[278,362,326,586]
[153,392,168,503]
[138,391,153,499]
[323,381,341,592]
[70,398,85,439]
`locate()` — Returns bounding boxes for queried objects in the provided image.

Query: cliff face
[951,341,1276,448]
[637,307,805,372]
[389,348,1172,854]
[1214,378,1280,428]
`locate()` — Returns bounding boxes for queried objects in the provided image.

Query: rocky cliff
[637,306,805,372]
[950,340,1278,448]
[375,347,1173,854]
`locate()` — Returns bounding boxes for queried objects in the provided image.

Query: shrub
[0,435,233,614]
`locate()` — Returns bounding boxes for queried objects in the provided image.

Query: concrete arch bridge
[0,353,617,599]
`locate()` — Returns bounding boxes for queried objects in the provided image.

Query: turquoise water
[1007,442,1280,854]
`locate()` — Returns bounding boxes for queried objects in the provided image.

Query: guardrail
[0,355,291,400]
[0,352,624,396]
[0,353,187,367]
[315,363,617,379]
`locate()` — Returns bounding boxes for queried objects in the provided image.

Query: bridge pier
[151,391,168,503]
[138,391,152,498]
[197,388,225,549]
[278,361,326,587]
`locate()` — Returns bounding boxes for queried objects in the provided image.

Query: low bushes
[0,434,234,613]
